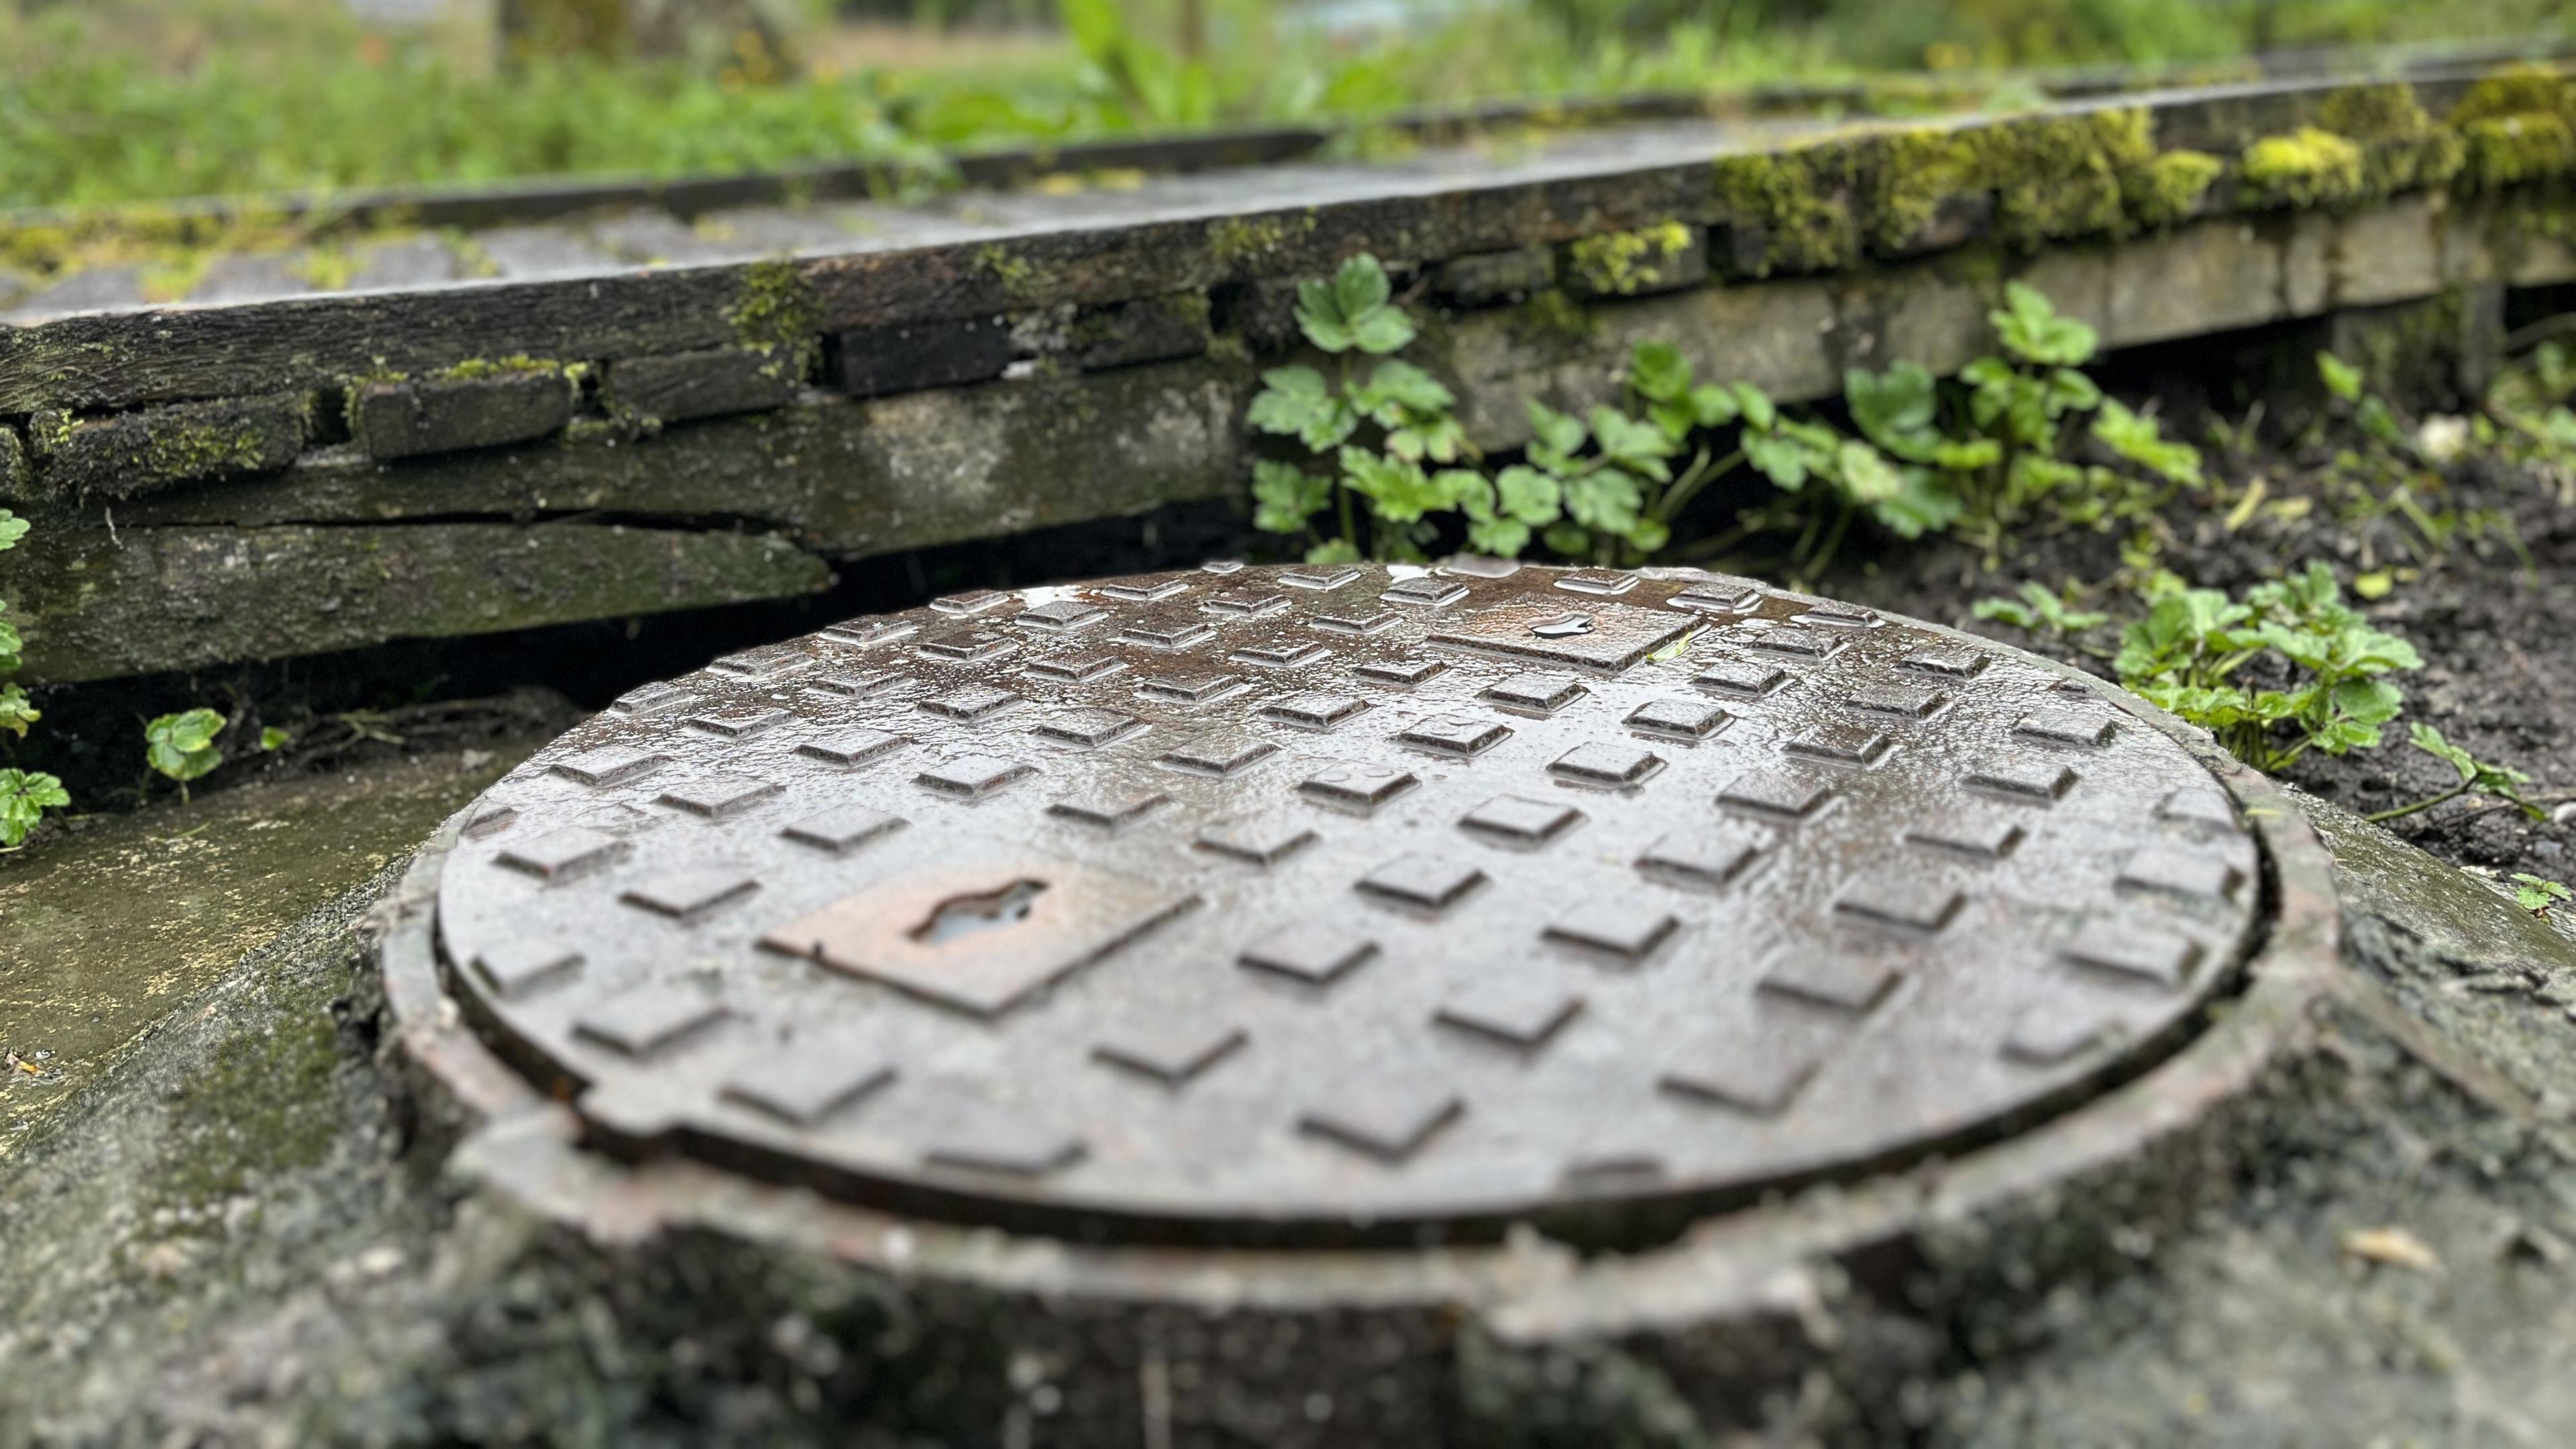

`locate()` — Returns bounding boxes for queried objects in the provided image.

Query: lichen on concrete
[1563,221,1697,296]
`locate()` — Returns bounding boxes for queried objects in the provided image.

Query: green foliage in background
[2114,562,2422,773]
[0,507,68,850]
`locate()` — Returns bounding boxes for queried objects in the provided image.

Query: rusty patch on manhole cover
[433,564,2265,1242]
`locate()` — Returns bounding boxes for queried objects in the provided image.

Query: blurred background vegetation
[1,0,2569,211]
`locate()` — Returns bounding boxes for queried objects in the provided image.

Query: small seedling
[1973,580,2110,640]
[2368,723,2544,823]
[2512,873,2573,917]
[0,768,70,851]
[145,707,228,801]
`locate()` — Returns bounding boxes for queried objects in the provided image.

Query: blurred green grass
[1,0,2565,215]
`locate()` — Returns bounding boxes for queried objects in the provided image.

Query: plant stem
[2365,780,2472,823]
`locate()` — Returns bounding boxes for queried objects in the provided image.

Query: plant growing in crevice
[145,707,228,803]
[0,506,69,850]
[2114,563,2422,773]
[2514,874,2573,918]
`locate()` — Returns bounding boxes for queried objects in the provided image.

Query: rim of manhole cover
[421,563,2281,1246]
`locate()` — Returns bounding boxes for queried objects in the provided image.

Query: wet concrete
[0,741,546,1163]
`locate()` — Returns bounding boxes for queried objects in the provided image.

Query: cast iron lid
[433,562,2262,1241]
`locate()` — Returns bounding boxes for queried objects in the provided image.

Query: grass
[0,0,2567,228]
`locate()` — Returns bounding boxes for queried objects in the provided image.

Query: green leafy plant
[0,507,68,849]
[2513,873,2573,917]
[2367,722,2545,823]
[2115,563,2422,773]
[145,707,228,800]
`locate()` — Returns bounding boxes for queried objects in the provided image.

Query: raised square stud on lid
[708,643,808,682]
[496,826,628,881]
[1833,877,1966,934]
[920,684,1022,722]
[1204,590,1289,618]
[2003,998,2120,1065]
[1299,763,1419,812]
[1965,755,2080,801]
[780,805,905,854]
[1444,554,1521,579]
[1030,706,1144,749]
[1460,795,1585,847]
[1194,815,1319,865]
[1548,741,1664,788]
[1100,577,1189,602]
[551,745,665,786]
[1025,652,1125,684]
[1898,643,1988,677]
[1719,767,1836,820]
[722,1043,895,1126]
[1357,854,1489,911]
[1799,602,1877,629]
[1691,659,1789,698]
[914,755,1036,798]
[1240,923,1377,984]
[1201,559,1246,575]
[1118,613,1216,649]
[1263,692,1367,730]
[1636,829,1768,890]
[820,618,916,649]
[1844,681,1948,719]
[463,802,519,839]
[1137,669,1245,705]
[1397,715,1512,757]
[1436,979,1585,1048]
[1759,955,1900,1013]
[1046,785,1170,829]
[1356,657,1448,686]
[806,669,902,697]
[608,680,698,717]
[930,589,1014,617]
[1660,1040,1822,1116]
[1904,812,2027,860]
[1543,901,1680,959]
[1313,608,1397,636]
[2118,846,2241,901]
[1092,1022,1248,1085]
[1281,564,1363,591]
[916,629,1016,663]
[1738,626,1838,659]
[1782,725,1892,767]
[2157,786,2240,829]
[472,941,584,1000]
[1554,570,1639,596]
[687,705,791,739]
[621,869,759,922]
[1668,579,1762,612]
[798,727,904,767]
[656,773,782,819]
[574,984,729,1057]
[922,1110,1085,1177]
[1625,696,1731,741]
[1383,576,1469,608]
[1155,733,1277,777]
[1232,640,1329,669]
[2015,705,2120,747]
[1298,1080,1464,1162]
[2062,918,2202,987]
[1016,598,1107,633]
[1481,672,1587,713]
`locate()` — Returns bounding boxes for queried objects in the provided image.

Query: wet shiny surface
[435,563,2264,1238]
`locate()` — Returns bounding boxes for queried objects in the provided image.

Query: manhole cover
[434,563,2263,1242]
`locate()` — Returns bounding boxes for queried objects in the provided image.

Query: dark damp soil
[1839,433,2576,892]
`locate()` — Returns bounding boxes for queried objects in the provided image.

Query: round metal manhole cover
[434,562,2264,1242]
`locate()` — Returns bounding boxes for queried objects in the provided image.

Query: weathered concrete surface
[0,741,549,1165]
[0,521,832,682]
[27,392,309,500]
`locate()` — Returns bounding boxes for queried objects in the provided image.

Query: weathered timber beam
[5,68,2557,416]
[0,522,830,684]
